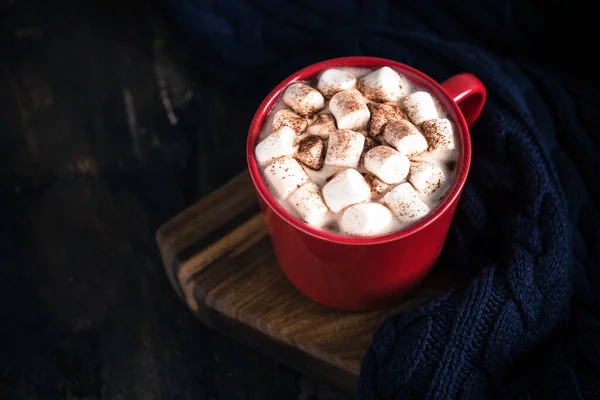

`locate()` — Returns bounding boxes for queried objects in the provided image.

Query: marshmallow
[363,146,410,184]
[288,183,329,227]
[317,69,357,98]
[358,67,405,103]
[340,203,393,237]
[409,161,446,195]
[255,127,297,166]
[383,120,428,157]
[263,156,310,199]
[367,103,407,137]
[283,83,325,116]
[329,89,371,130]
[322,168,371,213]
[325,129,365,169]
[296,135,325,170]
[306,113,337,139]
[382,183,430,224]
[362,173,390,197]
[421,118,455,152]
[272,109,308,135]
[403,91,439,125]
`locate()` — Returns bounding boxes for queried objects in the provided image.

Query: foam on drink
[255,66,459,237]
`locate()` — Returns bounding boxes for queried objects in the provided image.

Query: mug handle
[440,73,487,128]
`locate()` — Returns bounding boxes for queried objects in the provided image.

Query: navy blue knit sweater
[162,1,600,398]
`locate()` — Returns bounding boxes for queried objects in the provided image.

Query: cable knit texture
[162,1,600,398]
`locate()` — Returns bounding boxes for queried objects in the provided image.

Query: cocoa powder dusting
[332,90,364,115]
[292,85,315,110]
[328,130,359,161]
[358,78,403,103]
[285,83,324,116]
[421,118,453,151]
[315,113,336,126]
[362,173,389,197]
[383,120,419,141]
[364,136,377,153]
[308,113,337,135]
[296,136,324,170]
[273,109,309,135]
[367,103,407,137]
[410,161,444,195]
[367,145,396,163]
[357,79,383,102]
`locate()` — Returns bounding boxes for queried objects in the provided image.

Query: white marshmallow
[272,109,308,135]
[409,161,446,195]
[403,91,439,125]
[363,146,410,184]
[421,118,455,152]
[322,168,371,213]
[306,113,337,139]
[282,83,325,116]
[382,183,430,224]
[340,203,393,237]
[329,89,371,130]
[263,157,310,199]
[255,127,297,166]
[325,129,365,169]
[288,183,329,227]
[317,69,357,98]
[383,120,428,157]
[358,66,405,102]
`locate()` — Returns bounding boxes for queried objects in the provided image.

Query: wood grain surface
[1,1,303,398]
[156,171,457,395]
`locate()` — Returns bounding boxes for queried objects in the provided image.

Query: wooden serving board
[155,171,456,395]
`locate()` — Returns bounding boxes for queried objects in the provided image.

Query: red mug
[246,56,486,311]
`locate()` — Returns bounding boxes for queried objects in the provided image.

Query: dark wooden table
[0,0,344,398]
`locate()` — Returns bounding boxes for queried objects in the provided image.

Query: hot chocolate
[255,66,458,237]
